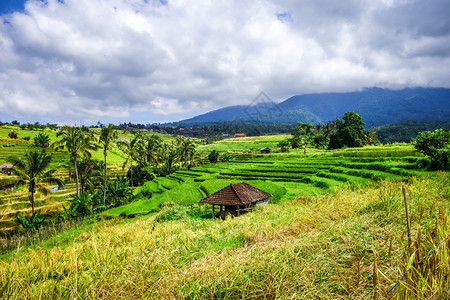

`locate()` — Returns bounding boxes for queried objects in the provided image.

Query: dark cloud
[0,0,448,124]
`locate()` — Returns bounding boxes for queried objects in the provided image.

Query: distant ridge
[177,87,450,127]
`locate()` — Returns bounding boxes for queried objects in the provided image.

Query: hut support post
[212,204,215,219]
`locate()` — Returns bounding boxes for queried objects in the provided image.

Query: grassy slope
[0,173,448,299]
[1,132,448,298]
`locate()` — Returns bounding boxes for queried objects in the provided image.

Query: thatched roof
[199,182,271,205]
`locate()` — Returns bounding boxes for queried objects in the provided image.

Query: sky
[0,0,449,125]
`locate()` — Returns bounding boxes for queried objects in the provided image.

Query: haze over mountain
[177,87,450,128]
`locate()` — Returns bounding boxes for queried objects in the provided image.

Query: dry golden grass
[0,173,448,299]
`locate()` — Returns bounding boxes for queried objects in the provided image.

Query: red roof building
[234,133,246,137]
[199,182,271,218]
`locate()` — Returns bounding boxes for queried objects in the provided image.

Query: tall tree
[329,111,366,149]
[135,134,162,167]
[54,126,98,196]
[99,124,118,206]
[176,137,196,170]
[6,151,63,214]
[118,133,142,187]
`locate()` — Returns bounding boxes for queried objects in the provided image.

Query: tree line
[288,111,377,150]
[3,125,200,229]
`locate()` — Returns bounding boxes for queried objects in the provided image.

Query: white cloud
[0,0,449,124]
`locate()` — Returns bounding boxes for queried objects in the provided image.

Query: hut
[260,147,271,153]
[199,182,271,219]
[0,163,14,175]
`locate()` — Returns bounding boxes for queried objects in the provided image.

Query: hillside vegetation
[0,128,448,298]
[179,87,450,127]
[0,172,448,298]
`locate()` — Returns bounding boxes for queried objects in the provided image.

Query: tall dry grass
[0,173,448,299]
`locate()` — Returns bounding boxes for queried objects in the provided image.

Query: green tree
[135,135,162,167]
[177,137,196,170]
[414,129,450,170]
[8,130,18,139]
[118,133,142,187]
[33,132,51,148]
[99,124,118,206]
[329,111,366,149]
[277,140,290,152]
[54,126,98,196]
[208,150,219,163]
[158,142,179,175]
[6,151,63,214]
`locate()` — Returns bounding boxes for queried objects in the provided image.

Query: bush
[8,130,18,139]
[208,150,219,163]
[155,205,189,222]
[16,210,49,230]
[127,166,156,186]
[104,176,133,208]
[64,192,94,217]
[414,128,450,170]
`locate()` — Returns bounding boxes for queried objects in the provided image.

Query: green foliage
[329,111,370,149]
[22,136,31,141]
[277,140,290,152]
[374,120,450,143]
[16,210,48,230]
[33,133,51,148]
[127,165,156,186]
[7,150,63,214]
[104,176,133,208]
[65,192,94,217]
[155,205,189,222]
[220,152,233,162]
[208,150,219,163]
[414,128,450,170]
[7,130,18,139]
[54,126,99,196]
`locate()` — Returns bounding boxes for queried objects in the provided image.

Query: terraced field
[0,127,130,237]
[106,144,427,217]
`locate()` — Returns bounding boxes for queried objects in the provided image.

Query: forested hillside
[178,87,450,127]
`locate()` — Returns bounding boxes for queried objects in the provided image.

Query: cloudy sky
[0,0,449,125]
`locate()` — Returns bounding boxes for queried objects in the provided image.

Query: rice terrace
[1,1,450,299]
[0,118,448,299]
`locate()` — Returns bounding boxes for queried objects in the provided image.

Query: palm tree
[160,142,179,175]
[177,137,196,170]
[99,124,118,206]
[140,135,162,167]
[54,126,98,196]
[7,151,64,214]
[117,133,142,187]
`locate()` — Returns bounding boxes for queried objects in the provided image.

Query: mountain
[177,87,450,127]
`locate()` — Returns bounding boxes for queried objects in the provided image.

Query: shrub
[220,152,233,162]
[208,150,219,163]
[127,166,156,186]
[104,176,133,208]
[155,205,189,222]
[414,128,450,170]
[8,130,18,139]
[16,210,49,230]
[64,192,94,217]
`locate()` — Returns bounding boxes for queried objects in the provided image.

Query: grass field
[0,172,448,299]
[0,129,448,298]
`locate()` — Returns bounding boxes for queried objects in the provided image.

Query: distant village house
[234,133,246,137]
